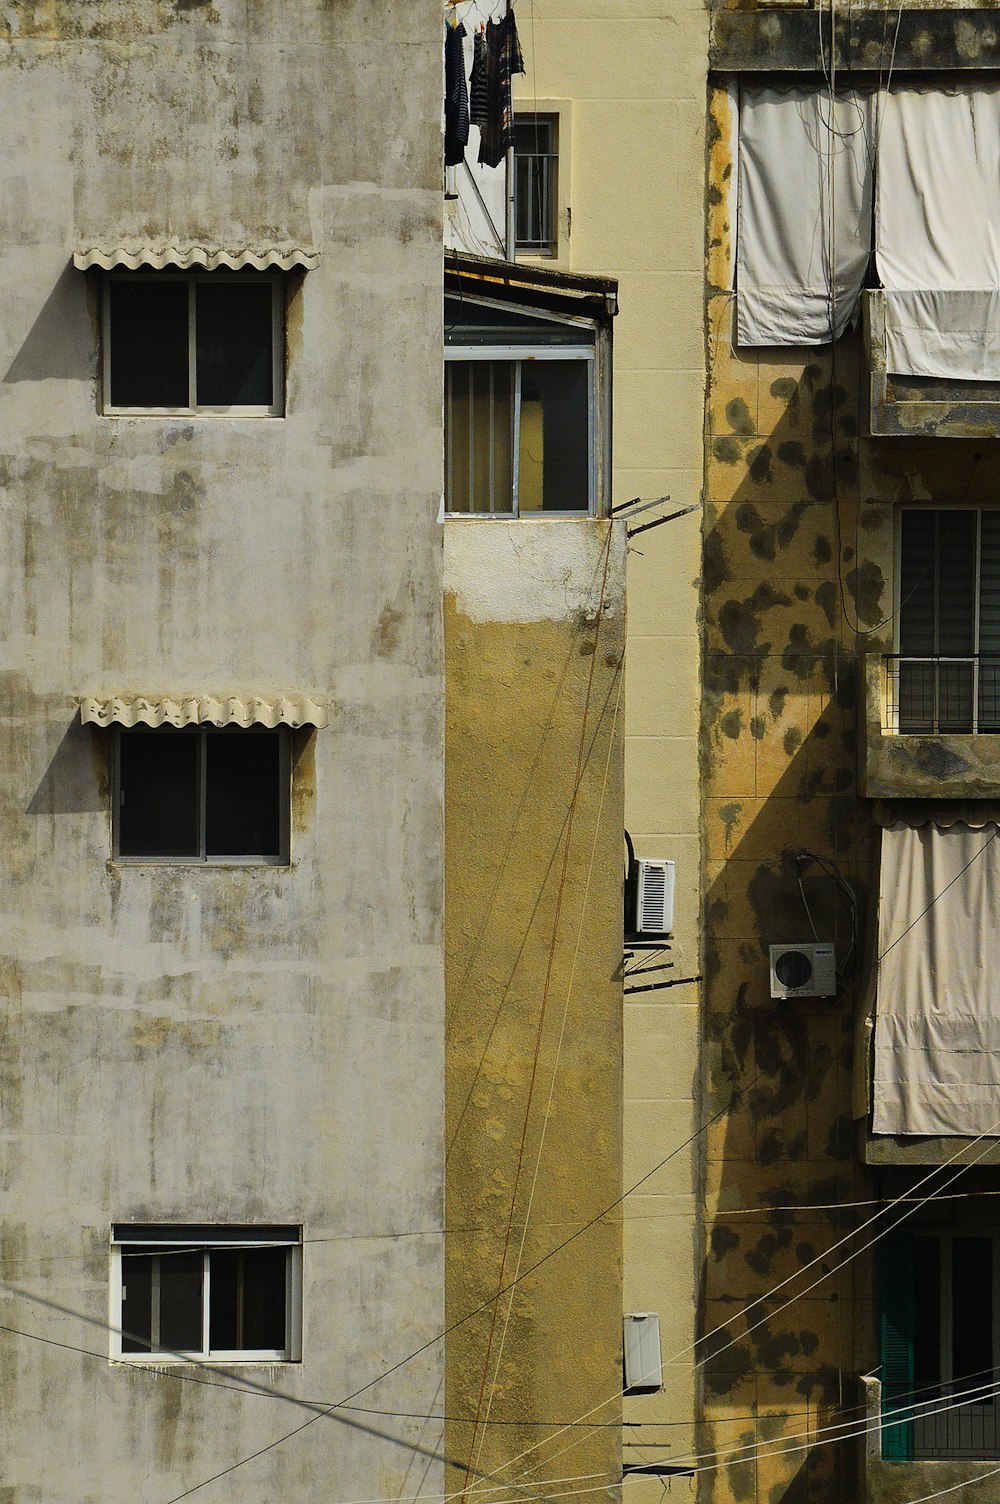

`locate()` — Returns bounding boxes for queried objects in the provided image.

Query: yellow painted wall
[515,2,709,1482]
[443,519,626,1499]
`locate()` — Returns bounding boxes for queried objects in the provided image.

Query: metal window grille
[514,117,557,257]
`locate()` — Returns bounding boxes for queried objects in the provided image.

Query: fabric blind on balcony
[736,86,875,347]
[876,83,1000,379]
[873,821,1000,1136]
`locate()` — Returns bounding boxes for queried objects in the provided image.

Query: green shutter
[878,1232,915,1462]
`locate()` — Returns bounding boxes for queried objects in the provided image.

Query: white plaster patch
[443,518,625,625]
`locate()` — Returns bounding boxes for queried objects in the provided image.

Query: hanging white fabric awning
[80,695,328,729]
[873,821,1000,1136]
[736,85,875,347]
[876,83,1000,379]
[73,243,319,272]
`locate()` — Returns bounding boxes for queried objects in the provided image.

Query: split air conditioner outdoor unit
[769,943,837,1000]
[628,858,675,937]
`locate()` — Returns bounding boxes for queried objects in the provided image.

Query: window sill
[100,410,283,420]
[111,857,290,868]
[111,1354,299,1366]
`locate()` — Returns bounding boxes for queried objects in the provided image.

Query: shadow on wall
[27,715,104,815]
[5,261,95,384]
[699,323,876,1504]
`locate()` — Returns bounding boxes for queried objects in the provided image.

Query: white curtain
[873,822,1000,1137]
[736,86,875,347]
[876,83,1000,379]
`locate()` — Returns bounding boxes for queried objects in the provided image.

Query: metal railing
[884,654,1000,734]
[913,1382,1000,1460]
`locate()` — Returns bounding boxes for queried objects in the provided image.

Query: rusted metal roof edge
[711,7,1000,74]
[445,252,619,318]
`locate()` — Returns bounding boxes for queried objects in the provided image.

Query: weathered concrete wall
[0,4,445,1499]
[515,0,707,1477]
[444,519,625,1499]
[702,63,1000,1503]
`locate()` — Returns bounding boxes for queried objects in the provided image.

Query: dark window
[514,115,558,257]
[105,274,280,413]
[878,1227,1000,1461]
[115,1227,298,1360]
[445,357,591,514]
[897,508,1000,732]
[116,727,287,863]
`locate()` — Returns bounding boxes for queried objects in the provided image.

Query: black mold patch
[777,441,806,469]
[712,1224,740,1259]
[749,444,773,484]
[783,727,802,756]
[750,716,765,740]
[815,579,837,628]
[813,535,832,566]
[846,560,885,626]
[720,708,743,740]
[768,687,788,719]
[726,396,755,435]
[713,436,741,464]
[703,527,729,597]
[794,583,810,601]
[804,451,834,503]
[775,499,810,550]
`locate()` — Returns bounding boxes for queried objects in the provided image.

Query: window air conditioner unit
[628,858,675,937]
[769,943,836,1000]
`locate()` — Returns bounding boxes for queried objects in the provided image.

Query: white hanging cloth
[736,85,875,348]
[876,82,1000,380]
[873,822,1000,1137]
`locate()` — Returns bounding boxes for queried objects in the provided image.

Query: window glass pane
[118,730,200,858]
[209,1247,287,1351]
[121,1253,154,1353]
[445,361,514,514]
[109,280,189,409]
[518,360,589,513]
[514,117,556,255]
[158,1251,203,1352]
[195,281,274,407]
[205,730,281,858]
[952,1236,993,1388]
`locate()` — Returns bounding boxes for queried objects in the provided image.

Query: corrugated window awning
[72,244,319,273]
[80,695,327,729]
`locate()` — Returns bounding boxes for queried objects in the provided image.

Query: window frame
[444,294,606,519]
[512,99,571,268]
[112,725,291,867]
[513,113,559,259]
[110,1226,303,1363]
[101,271,285,418]
[893,505,1000,734]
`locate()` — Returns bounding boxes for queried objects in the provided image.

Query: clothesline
[444,1,525,171]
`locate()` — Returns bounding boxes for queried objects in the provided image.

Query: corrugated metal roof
[73,244,319,272]
[80,695,328,729]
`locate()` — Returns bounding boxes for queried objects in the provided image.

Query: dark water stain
[712,1224,740,1259]
[713,436,741,464]
[750,716,765,740]
[703,527,729,596]
[726,396,755,435]
[794,584,811,601]
[783,727,802,756]
[813,534,832,566]
[846,560,885,626]
[777,441,806,468]
[720,708,743,740]
[815,579,836,628]
[749,444,773,484]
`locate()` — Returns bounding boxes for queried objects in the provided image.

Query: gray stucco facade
[0,3,445,1498]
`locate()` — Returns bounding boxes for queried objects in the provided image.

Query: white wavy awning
[72,244,319,272]
[80,695,328,729]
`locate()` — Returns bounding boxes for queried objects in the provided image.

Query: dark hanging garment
[444,21,470,168]
[470,30,489,127]
[477,10,525,170]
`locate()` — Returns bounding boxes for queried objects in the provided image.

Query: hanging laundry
[444,19,470,168]
[477,9,525,170]
[470,29,489,128]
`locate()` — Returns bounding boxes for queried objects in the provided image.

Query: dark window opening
[115,1228,297,1359]
[514,115,558,258]
[897,508,1000,733]
[116,726,287,863]
[106,274,280,413]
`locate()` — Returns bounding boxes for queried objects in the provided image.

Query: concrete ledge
[865,294,1000,440]
[859,654,1000,799]
[712,7,1000,74]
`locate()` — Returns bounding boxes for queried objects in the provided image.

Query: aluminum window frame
[112,725,291,867]
[110,1226,303,1364]
[513,113,559,259]
[101,271,285,418]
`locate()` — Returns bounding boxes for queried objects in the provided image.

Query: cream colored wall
[516,0,708,1476]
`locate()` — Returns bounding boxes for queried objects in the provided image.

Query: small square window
[115,726,288,864]
[104,273,283,415]
[112,1225,301,1362]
